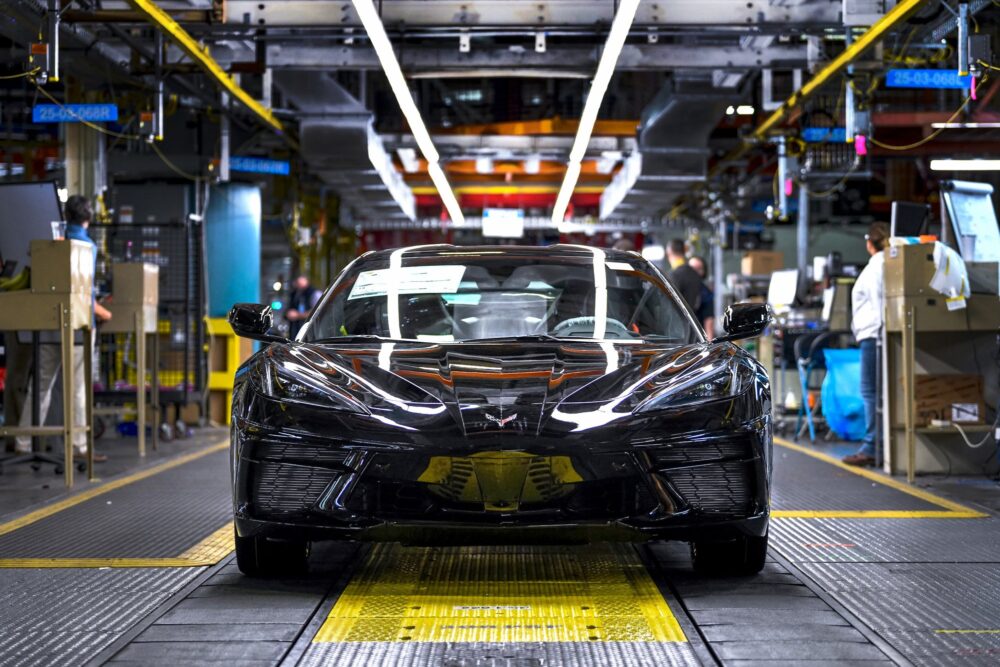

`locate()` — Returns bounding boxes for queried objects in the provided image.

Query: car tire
[234,526,310,577]
[691,532,768,575]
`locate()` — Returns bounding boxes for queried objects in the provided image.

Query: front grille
[644,437,751,468]
[251,461,340,517]
[663,461,754,515]
[251,439,353,467]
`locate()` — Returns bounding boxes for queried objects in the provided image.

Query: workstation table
[96,263,161,457]
[0,240,94,487]
[883,245,1000,482]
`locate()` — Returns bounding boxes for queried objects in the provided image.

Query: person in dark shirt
[688,256,715,339]
[285,275,322,339]
[665,238,702,314]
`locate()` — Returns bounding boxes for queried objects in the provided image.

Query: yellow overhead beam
[691,0,929,199]
[751,0,929,141]
[124,0,284,134]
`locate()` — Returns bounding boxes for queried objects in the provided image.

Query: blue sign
[886,69,973,89]
[230,156,291,176]
[802,127,847,143]
[32,103,119,124]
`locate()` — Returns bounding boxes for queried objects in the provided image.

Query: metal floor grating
[0,567,202,667]
[298,640,701,667]
[771,444,942,512]
[771,516,1000,563]
[0,450,231,559]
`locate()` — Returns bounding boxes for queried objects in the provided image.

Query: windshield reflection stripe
[590,246,607,340]
[387,248,404,339]
[600,341,619,375]
[378,342,395,370]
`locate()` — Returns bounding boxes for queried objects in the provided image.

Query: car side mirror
[714,302,773,343]
[228,303,285,343]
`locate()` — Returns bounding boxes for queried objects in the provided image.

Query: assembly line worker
[843,222,889,467]
[688,256,715,340]
[15,195,113,462]
[285,275,322,339]
[665,238,703,314]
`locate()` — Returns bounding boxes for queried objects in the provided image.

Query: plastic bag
[820,348,866,441]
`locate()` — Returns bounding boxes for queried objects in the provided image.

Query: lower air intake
[664,461,754,515]
[252,462,339,517]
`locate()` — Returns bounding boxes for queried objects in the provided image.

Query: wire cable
[952,414,1000,449]
[869,94,973,151]
[795,161,860,198]
[150,140,201,182]
[0,67,41,80]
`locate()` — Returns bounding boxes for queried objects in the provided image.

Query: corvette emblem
[484,412,518,429]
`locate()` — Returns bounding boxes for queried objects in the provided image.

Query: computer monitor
[767,269,799,313]
[890,201,930,237]
[0,182,63,270]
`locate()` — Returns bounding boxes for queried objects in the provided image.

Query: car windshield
[302,249,702,344]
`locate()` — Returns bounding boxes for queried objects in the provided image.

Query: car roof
[359,244,645,264]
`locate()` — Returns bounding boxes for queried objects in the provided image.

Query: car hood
[257,340,750,435]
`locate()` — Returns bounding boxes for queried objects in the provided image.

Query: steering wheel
[551,316,633,339]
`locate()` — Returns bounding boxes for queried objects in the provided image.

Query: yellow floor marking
[0,440,229,538]
[773,510,984,519]
[774,436,988,519]
[177,522,235,563]
[935,629,1000,634]
[0,521,235,569]
[313,543,686,644]
[0,558,211,568]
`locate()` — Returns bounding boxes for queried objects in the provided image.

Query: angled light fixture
[551,0,640,223]
[930,159,1000,171]
[352,0,464,224]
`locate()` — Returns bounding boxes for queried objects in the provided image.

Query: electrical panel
[842,0,889,27]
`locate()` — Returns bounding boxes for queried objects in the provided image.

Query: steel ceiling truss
[264,42,809,72]
[224,0,843,29]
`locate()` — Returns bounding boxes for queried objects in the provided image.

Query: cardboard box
[884,243,937,297]
[208,390,228,426]
[914,375,984,426]
[741,250,784,276]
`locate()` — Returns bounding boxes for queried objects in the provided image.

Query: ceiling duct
[600,79,733,220]
[274,71,415,220]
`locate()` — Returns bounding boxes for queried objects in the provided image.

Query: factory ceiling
[0,0,990,224]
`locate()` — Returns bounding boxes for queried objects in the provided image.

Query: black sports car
[229,245,772,576]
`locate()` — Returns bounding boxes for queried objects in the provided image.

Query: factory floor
[0,430,998,666]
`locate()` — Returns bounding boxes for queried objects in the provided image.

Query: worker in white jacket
[843,222,888,467]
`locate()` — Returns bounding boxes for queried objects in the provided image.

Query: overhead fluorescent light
[551,0,640,224]
[930,159,1000,171]
[353,0,464,224]
[736,105,755,115]
[726,105,736,115]
[553,161,582,222]
[523,156,541,174]
[397,147,420,173]
[930,122,1000,129]
[427,161,465,221]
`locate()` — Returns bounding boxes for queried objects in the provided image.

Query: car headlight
[635,363,750,413]
[257,361,368,413]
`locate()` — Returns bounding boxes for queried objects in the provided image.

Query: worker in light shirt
[843,222,888,467]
